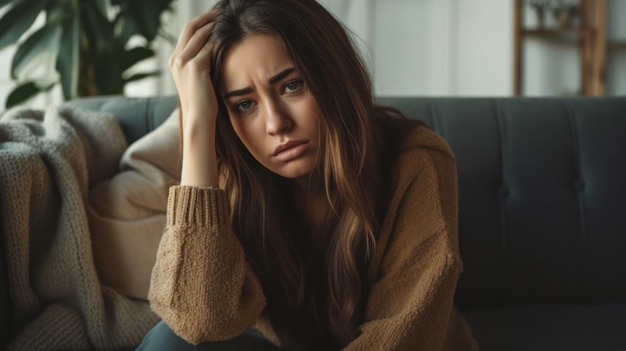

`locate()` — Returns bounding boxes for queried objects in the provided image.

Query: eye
[283,79,304,94]
[235,100,255,112]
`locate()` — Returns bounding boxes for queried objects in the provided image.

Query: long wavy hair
[206,0,393,347]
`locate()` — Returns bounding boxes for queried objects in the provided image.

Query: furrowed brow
[223,67,295,99]
[224,87,253,99]
[269,67,294,84]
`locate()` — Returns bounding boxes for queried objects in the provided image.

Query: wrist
[181,106,216,124]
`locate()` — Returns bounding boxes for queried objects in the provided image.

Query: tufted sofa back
[378,97,626,309]
[67,96,626,310]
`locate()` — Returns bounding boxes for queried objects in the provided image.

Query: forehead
[220,34,294,92]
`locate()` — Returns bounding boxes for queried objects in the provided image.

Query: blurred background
[0,0,624,113]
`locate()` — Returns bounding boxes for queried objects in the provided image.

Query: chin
[278,169,313,180]
[274,163,315,180]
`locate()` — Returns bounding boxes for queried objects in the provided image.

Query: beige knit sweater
[0,106,159,350]
[148,123,479,350]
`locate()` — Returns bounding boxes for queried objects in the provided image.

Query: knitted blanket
[0,105,159,350]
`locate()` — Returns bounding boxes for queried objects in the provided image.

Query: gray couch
[2,95,626,350]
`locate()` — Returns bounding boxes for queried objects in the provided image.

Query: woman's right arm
[148,186,266,344]
[171,10,218,188]
[147,11,266,344]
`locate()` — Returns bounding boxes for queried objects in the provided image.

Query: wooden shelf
[522,27,592,35]
[514,0,608,96]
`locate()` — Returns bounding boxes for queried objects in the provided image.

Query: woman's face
[220,34,322,181]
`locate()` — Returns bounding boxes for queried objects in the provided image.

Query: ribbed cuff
[166,185,229,228]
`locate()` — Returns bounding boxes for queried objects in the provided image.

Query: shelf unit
[514,0,608,96]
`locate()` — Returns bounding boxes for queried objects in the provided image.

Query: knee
[136,321,280,351]
[136,321,197,351]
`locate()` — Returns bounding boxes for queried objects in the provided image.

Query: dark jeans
[136,321,282,351]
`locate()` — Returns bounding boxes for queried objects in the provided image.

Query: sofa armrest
[63,95,178,144]
[1,96,178,349]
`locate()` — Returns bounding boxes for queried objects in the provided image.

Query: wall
[0,6,14,107]
[606,0,626,95]
[321,0,515,96]
[0,47,15,107]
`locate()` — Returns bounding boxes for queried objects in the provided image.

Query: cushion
[87,109,180,299]
[463,303,626,351]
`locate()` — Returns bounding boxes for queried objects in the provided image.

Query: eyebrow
[223,67,295,100]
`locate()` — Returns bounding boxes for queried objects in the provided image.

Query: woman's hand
[170,9,218,130]
[170,10,220,187]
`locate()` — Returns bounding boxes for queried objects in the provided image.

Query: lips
[272,140,309,162]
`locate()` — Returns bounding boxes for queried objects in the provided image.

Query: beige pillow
[87,109,180,300]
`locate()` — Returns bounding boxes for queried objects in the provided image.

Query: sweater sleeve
[147,186,266,344]
[345,149,469,351]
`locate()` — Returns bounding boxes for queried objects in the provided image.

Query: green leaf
[123,70,161,84]
[11,22,62,80]
[5,80,54,108]
[0,0,48,50]
[93,0,110,17]
[56,14,80,100]
[122,46,154,72]
[82,0,113,52]
[2,0,173,100]
[6,82,40,108]
[122,0,173,42]
[94,72,124,95]
[113,9,137,45]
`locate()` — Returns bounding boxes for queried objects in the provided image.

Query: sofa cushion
[463,304,626,351]
[66,96,178,145]
[88,108,180,299]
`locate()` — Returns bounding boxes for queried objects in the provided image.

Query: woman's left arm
[345,148,472,351]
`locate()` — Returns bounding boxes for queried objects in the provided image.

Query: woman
[138,0,477,350]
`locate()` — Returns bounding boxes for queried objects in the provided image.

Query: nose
[265,100,293,135]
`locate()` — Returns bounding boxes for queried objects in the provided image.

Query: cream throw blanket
[0,105,166,350]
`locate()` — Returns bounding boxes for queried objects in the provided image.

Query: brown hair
[208,0,387,347]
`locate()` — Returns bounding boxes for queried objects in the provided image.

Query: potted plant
[551,0,579,28]
[0,0,175,108]
[529,0,550,28]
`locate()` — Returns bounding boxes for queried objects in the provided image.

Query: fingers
[170,10,218,66]
[168,9,220,124]
[175,9,218,51]
[172,12,221,188]
[177,22,215,64]
[195,33,215,68]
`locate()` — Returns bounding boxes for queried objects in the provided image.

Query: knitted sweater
[0,106,159,350]
[148,122,479,350]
